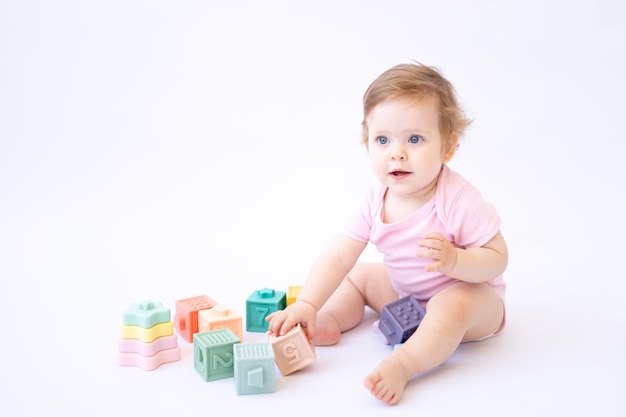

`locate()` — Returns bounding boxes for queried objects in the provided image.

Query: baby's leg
[364,282,504,405]
[314,262,397,346]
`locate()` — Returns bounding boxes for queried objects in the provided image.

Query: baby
[267,62,508,405]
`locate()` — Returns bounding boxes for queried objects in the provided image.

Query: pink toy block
[267,323,315,376]
[174,295,218,343]
[286,286,302,306]
[118,334,178,357]
[198,305,243,341]
[117,346,181,371]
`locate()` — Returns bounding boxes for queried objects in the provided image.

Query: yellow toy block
[287,285,302,306]
[121,321,174,343]
[267,323,315,376]
[198,305,243,342]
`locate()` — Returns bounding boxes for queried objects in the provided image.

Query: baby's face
[366,97,448,202]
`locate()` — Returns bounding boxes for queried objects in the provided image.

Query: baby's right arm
[265,234,367,340]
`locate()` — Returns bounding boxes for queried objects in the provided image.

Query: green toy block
[194,329,241,381]
[123,300,171,328]
[246,288,286,332]
[234,342,275,395]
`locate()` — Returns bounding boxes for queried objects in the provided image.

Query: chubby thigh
[347,262,400,315]
[347,263,505,342]
[425,281,505,342]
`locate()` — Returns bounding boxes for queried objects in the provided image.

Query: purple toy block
[377,295,426,346]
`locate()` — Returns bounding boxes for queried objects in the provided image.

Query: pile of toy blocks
[117,286,313,395]
[179,287,314,395]
[117,300,181,371]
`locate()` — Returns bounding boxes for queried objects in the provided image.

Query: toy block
[174,295,218,342]
[377,295,426,346]
[118,334,178,357]
[194,329,241,381]
[234,343,275,395]
[121,321,174,343]
[198,305,243,342]
[267,323,315,376]
[286,285,302,306]
[246,288,286,332]
[117,346,181,371]
[122,300,171,328]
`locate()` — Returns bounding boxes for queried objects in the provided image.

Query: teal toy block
[234,342,276,395]
[123,300,171,328]
[194,329,241,381]
[246,288,286,332]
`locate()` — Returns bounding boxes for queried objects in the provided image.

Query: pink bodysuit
[342,165,506,305]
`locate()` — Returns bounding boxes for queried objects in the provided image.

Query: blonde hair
[361,62,471,158]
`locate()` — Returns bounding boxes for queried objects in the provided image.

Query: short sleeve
[435,166,501,249]
[340,184,385,243]
[445,187,502,248]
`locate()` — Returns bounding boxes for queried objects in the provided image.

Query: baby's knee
[313,313,341,346]
[429,283,487,319]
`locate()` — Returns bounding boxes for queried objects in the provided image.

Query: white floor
[1,1,625,416]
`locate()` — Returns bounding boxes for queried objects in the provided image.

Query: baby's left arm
[417,230,508,282]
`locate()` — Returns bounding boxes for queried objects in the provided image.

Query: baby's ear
[442,134,458,163]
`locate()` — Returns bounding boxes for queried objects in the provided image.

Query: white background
[1,1,625,416]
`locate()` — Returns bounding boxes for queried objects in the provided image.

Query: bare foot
[312,312,341,346]
[363,350,414,405]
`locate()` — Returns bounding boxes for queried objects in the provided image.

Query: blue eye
[409,135,423,144]
[377,136,389,145]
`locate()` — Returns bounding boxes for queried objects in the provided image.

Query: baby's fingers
[424,261,442,272]
[265,311,286,335]
[276,315,302,336]
[266,310,298,336]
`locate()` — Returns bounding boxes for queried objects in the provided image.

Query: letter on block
[267,323,315,376]
[246,288,286,332]
[194,329,240,381]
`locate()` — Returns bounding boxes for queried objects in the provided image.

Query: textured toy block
[377,295,426,345]
[194,329,241,381]
[121,321,174,343]
[286,285,302,306]
[267,323,315,376]
[174,295,218,342]
[117,346,181,371]
[118,334,178,356]
[198,305,243,342]
[122,300,171,328]
[234,342,276,395]
[246,288,286,332]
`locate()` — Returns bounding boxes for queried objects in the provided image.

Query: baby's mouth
[390,170,410,177]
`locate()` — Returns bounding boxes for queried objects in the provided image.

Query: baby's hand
[265,300,318,341]
[417,232,457,275]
